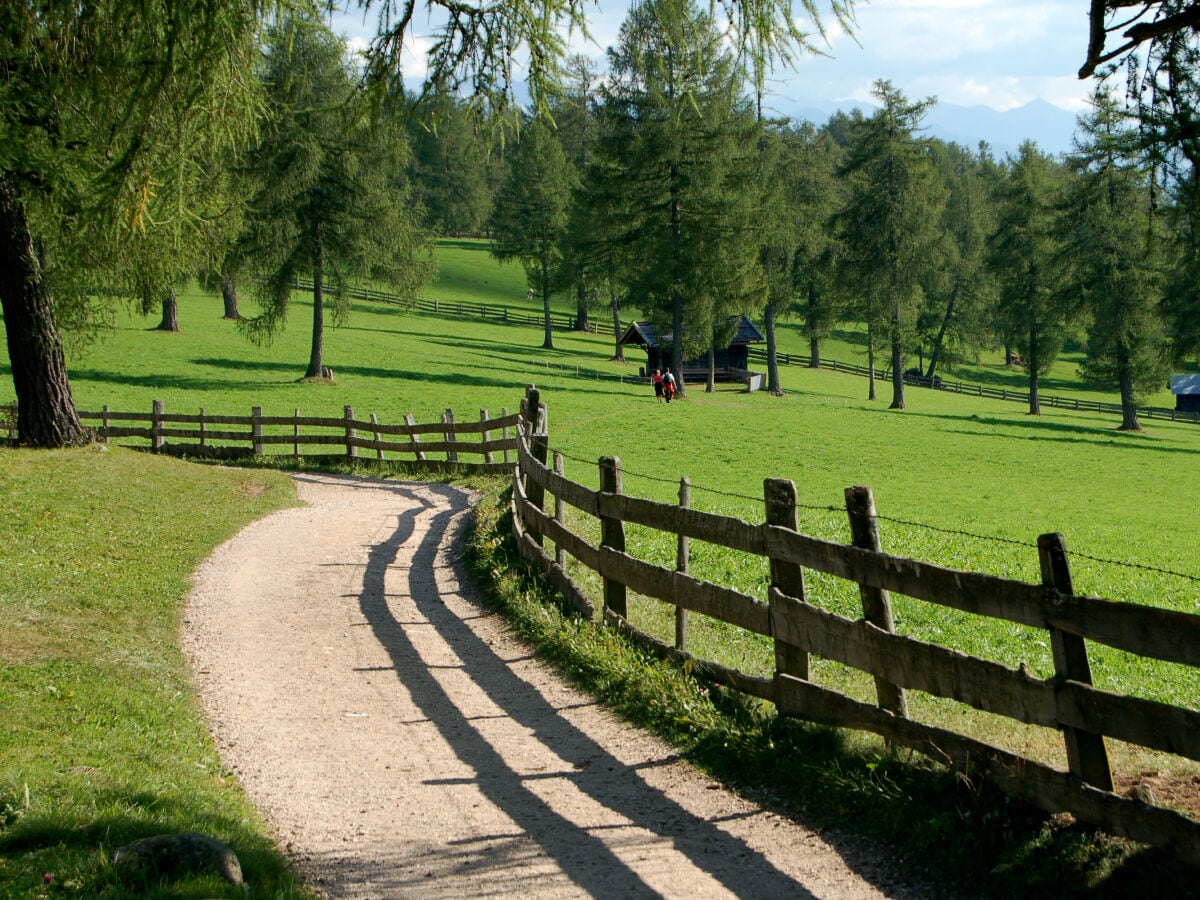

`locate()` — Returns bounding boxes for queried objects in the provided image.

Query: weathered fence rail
[72,401,519,473]
[510,386,1200,864]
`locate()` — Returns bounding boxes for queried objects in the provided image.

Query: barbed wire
[542,441,1200,586]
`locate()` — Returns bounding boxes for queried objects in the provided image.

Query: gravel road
[183,472,934,898]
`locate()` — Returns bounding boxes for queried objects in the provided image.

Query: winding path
[184,472,931,898]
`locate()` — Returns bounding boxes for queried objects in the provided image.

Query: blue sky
[334,0,1101,114]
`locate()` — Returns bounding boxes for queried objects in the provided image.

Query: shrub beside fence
[67,401,519,473]
[510,386,1200,864]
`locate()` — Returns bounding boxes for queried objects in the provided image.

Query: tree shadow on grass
[0,790,299,897]
[896,410,1197,456]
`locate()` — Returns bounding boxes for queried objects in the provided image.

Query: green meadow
[3,238,1200,893]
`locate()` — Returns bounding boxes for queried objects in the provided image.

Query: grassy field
[2,239,1200,892]
[0,447,306,897]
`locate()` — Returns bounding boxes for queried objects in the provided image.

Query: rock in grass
[112,833,243,885]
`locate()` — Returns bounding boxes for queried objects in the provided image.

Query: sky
[333,0,1101,115]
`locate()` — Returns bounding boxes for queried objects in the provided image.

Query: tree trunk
[1117,352,1141,431]
[669,171,684,398]
[889,309,905,410]
[610,289,624,361]
[1027,325,1041,415]
[0,172,85,448]
[706,345,715,393]
[927,285,956,378]
[541,259,553,350]
[765,302,783,396]
[157,287,179,332]
[809,334,821,369]
[306,221,325,379]
[867,323,877,402]
[221,274,241,320]
[575,273,590,332]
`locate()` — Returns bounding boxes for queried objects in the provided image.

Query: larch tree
[0,0,263,446]
[593,0,764,398]
[833,80,946,408]
[1062,89,1170,430]
[988,140,1072,415]
[239,14,434,380]
[490,119,574,351]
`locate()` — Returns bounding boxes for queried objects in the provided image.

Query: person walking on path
[653,369,664,402]
[664,368,677,403]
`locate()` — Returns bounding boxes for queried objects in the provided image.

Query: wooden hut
[617,315,765,383]
[1170,374,1200,412]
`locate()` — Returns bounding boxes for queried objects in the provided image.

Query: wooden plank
[763,526,1200,667]
[596,545,770,636]
[597,492,765,555]
[1040,532,1112,791]
[766,478,809,681]
[542,465,600,516]
[603,609,774,701]
[515,530,595,618]
[514,484,603,572]
[78,410,155,421]
[773,675,1200,866]
[772,589,1056,724]
[771,590,1200,763]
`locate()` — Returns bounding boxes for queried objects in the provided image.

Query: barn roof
[1170,374,1200,395]
[617,315,764,348]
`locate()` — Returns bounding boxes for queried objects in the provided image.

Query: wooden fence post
[524,385,540,437]
[151,400,164,452]
[251,406,264,457]
[765,478,809,680]
[371,413,384,461]
[198,408,207,452]
[101,404,110,440]
[527,432,549,548]
[481,410,493,464]
[554,451,567,569]
[501,407,511,464]
[676,476,691,652]
[1039,532,1113,791]
[444,408,458,462]
[293,408,300,457]
[844,486,908,717]
[403,413,425,461]
[344,405,357,459]
[599,456,627,619]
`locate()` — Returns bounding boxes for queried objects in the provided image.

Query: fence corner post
[251,406,264,457]
[151,400,164,452]
[844,485,908,718]
[676,476,691,652]
[765,478,809,681]
[344,405,357,460]
[442,408,458,463]
[599,456,627,619]
[1038,532,1113,791]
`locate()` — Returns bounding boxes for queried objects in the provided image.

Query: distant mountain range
[780,98,1082,158]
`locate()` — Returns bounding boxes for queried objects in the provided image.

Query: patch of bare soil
[184,472,939,898]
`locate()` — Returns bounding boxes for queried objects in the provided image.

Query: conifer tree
[593,0,763,397]
[833,80,946,408]
[1062,90,1170,431]
[239,14,433,380]
[988,140,1072,415]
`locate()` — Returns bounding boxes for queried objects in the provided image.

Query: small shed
[1170,374,1200,412]
[617,315,765,378]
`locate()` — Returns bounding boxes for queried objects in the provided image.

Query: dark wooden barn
[1170,374,1200,412]
[617,315,765,382]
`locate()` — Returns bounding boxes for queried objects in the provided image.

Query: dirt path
[184,472,933,898]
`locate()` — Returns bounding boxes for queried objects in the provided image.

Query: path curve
[184,472,930,898]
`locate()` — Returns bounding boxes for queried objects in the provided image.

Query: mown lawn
[2,238,1199,893]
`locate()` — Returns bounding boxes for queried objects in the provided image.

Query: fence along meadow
[511,386,1200,865]
[63,400,519,473]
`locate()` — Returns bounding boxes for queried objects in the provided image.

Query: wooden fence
[746,346,1200,425]
[509,386,1200,864]
[69,401,519,473]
